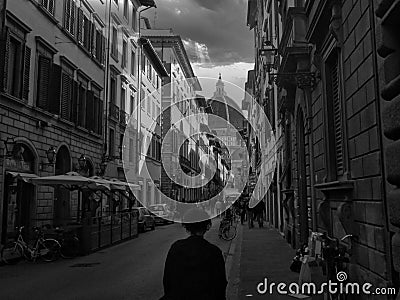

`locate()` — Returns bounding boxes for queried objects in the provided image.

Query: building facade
[247,0,400,295]
[0,0,156,245]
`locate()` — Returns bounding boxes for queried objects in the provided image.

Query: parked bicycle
[1,226,61,264]
[218,215,237,241]
[54,227,80,259]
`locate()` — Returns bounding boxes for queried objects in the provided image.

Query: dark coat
[162,235,227,300]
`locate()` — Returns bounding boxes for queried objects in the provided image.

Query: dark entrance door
[2,143,36,243]
[296,109,309,245]
[54,146,71,226]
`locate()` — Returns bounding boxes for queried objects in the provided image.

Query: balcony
[278,7,310,75]
[119,110,128,127]
[109,103,120,121]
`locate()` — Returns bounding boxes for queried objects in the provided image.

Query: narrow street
[0,220,234,300]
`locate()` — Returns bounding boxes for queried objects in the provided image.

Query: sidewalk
[228,223,300,300]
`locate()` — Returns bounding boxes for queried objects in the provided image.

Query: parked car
[132,207,155,232]
[149,204,174,225]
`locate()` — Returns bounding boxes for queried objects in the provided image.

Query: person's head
[182,208,212,236]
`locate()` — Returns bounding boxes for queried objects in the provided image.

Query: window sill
[314,180,354,193]
[0,92,28,106]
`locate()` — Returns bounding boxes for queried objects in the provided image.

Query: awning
[6,171,38,183]
[30,172,97,190]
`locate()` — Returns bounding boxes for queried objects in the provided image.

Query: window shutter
[22,46,31,101]
[48,64,62,114]
[49,0,55,15]
[78,84,86,127]
[331,58,344,175]
[71,80,79,123]
[64,0,71,30]
[1,28,10,92]
[83,16,90,50]
[70,2,76,35]
[77,8,83,43]
[86,90,95,131]
[60,73,72,120]
[90,23,96,55]
[101,35,106,64]
[98,99,103,134]
[37,56,51,109]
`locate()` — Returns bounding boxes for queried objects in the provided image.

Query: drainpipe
[103,0,112,159]
[304,88,317,232]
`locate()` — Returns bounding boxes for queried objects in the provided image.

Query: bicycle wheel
[60,237,80,259]
[1,243,24,265]
[222,224,237,241]
[38,239,61,262]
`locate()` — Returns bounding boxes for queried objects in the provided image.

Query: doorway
[53,146,71,226]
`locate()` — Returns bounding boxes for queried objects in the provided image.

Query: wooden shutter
[22,46,31,101]
[331,57,344,175]
[71,80,79,123]
[64,0,71,31]
[49,0,55,15]
[1,28,10,92]
[101,35,106,64]
[48,64,62,114]
[77,8,83,43]
[37,56,51,109]
[78,84,86,127]
[60,73,72,120]
[70,2,76,35]
[98,99,104,134]
[86,90,95,131]
[83,16,90,50]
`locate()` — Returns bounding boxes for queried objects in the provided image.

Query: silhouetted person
[161,208,227,300]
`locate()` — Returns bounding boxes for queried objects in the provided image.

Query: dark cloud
[144,0,254,65]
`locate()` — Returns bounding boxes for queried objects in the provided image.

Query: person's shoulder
[204,239,223,255]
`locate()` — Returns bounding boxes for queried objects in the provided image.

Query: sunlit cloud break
[183,38,212,65]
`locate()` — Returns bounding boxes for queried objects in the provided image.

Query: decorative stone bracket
[329,1,343,46]
[268,71,321,89]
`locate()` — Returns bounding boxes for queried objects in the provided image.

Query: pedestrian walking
[161,208,227,300]
[246,202,254,229]
[240,202,246,225]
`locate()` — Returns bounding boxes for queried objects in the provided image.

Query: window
[60,63,75,121]
[35,40,59,110]
[6,36,24,98]
[123,0,129,20]
[131,6,137,31]
[147,90,151,115]
[92,85,103,135]
[141,55,146,73]
[111,26,118,58]
[121,86,126,112]
[77,76,88,128]
[93,28,105,64]
[109,128,115,157]
[140,86,145,110]
[40,0,55,15]
[131,49,136,75]
[63,0,76,35]
[110,73,117,104]
[119,134,124,159]
[325,48,344,179]
[122,39,127,68]
[130,93,135,114]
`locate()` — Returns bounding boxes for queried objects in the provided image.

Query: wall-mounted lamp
[78,154,87,170]
[40,146,57,170]
[97,157,108,177]
[0,137,16,160]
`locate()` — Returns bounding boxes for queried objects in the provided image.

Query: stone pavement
[228,223,301,300]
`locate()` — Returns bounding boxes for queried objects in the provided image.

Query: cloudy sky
[143,0,254,101]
